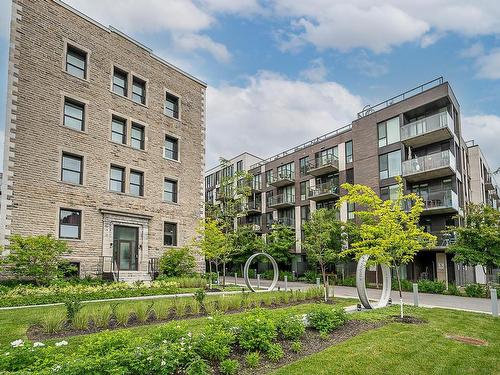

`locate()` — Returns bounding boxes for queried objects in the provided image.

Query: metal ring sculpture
[243,252,279,292]
[356,254,391,309]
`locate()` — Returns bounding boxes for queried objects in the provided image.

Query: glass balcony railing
[429,231,456,247]
[410,189,459,214]
[402,150,456,178]
[267,194,295,207]
[268,217,295,229]
[269,171,295,186]
[308,182,340,199]
[245,201,261,212]
[307,154,339,175]
[401,111,454,142]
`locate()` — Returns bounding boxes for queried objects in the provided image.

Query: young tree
[264,223,295,268]
[448,203,500,284]
[339,178,436,318]
[302,208,356,301]
[1,234,71,285]
[228,225,265,275]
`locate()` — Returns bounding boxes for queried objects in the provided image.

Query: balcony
[268,217,295,229]
[267,194,295,209]
[245,201,262,214]
[485,174,495,190]
[430,231,457,248]
[402,150,456,183]
[400,111,454,148]
[415,189,460,215]
[308,182,340,202]
[307,154,339,176]
[269,171,295,187]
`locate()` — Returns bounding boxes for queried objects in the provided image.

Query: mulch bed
[390,315,427,324]
[225,320,385,375]
[26,298,339,341]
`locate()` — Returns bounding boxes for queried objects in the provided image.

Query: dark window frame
[61,152,83,185]
[59,208,81,240]
[164,178,178,203]
[111,116,127,144]
[345,140,353,163]
[165,92,179,119]
[132,76,146,104]
[112,67,128,96]
[164,222,178,246]
[63,98,85,131]
[131,123,145,150]
[109,165,125,193]
[129,169,144,197]
[65,45,87,79]
[164,135,179,160]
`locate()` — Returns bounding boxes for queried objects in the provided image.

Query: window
[300,180,310,201]
[215,171,221,185]
[164,179,178,203]
[59,208,81,239]
[110,165,125,193]
[129,170,144,197]
[345,141,353,163]
[111,116,126,144]
[131,123,145,150]
[165,92,179,119]
[112,67,128,96]
[380,184,399,201]
[164,222,177,246]
[164,136,179,160]
[378,117,400,147]
[299,156,309,176]
[63,98,85,131]
[379,150,401,179]
[61,153,83,184]
[252,174,261,190]
[265,170,272,187]
[236,160,243,172]
[277,162,294,179]
[65,45,86,79]
[347,202,355,220]
[132,77,146,104]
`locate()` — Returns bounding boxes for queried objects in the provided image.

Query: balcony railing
[307,154,339,176]
[267,194,295,208]
[402,150,456,182]
[268,217,295,229]
[308,182,340,201]
[401,111,454,147]
[269,171,295,187]
[411,189,459,215]
[245,201,262,213]
[430,231,456,248]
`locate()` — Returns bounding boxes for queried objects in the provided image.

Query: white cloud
[200,0,265,16]
[476,50,500,80]
[350,52,388,77]
[173,33,231,63]
[459,42,484,58]
[205,71,363,167]
[462,115,500,169]
[299,58,327,82]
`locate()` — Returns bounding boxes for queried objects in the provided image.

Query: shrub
[157,275,207,289]
[153,299,172,320]
[159,247,196,277]
[115,305,132,326]
[90,307,111,328]
[391,278,413,292]
[72,309,90,330]
[238,310,277,352]
[303,270,320,283]
[338,276,356,287]
[134,302,154,323]
[186,358,211,375]
[174,297,188,317]
[193,288,206,310]
[417,279,446,294]
[152,324,188,344]
[447,283,462,296]
[245,352,260,368]
[464,283,487,298]
[219,359,239,375]
[290,341,302,353]
[64,297,82,323]
[40,311,66,334]
[1,234,71,285]
[277,315,305,340]
[266,343,284,362]
[307,305,347,334]
[196,316,235,361]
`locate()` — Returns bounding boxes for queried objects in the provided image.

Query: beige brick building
[0,0,206,280]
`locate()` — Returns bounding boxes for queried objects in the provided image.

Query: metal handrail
[357,77,444,118]
[148,258,160,280]
[309,182,339,197]
[100,255,120,281]
[307,153,339,171]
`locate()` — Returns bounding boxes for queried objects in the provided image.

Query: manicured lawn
[273,306,500,375]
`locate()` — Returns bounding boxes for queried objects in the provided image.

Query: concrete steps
[117,271,152,283]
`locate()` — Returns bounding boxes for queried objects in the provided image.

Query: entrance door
[113,225,139,271]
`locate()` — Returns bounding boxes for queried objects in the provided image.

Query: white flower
[187,332,192,338]
[207,316,213,320]
[53,365,62,372]
[55,340,68,347]
[10,339,24,348]
[4,352,9,356]
[33,342,45,348]
[161,360,166,366]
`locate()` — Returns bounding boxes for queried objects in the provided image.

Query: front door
[113,225,139,271]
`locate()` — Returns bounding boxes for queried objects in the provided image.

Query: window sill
[163,113,182,123]
[58,237,84,242]
[163,156,181,164]
[162,201,180,206]
[109,90,149,109]
[110,139,147,153]
[60,124,87,135]
[62,69,90,83]
[109,190,147,199]
[59,180,85,188]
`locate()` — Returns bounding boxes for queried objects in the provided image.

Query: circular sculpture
[243,252,279,292]
[356,254,391,309]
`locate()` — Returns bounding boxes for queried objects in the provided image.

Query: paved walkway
[242,277,499,314]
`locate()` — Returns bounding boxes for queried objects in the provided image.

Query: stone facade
[0,0,206,278]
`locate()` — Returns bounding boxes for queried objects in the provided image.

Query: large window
[65,45,86,79]
[164,179,178,203]
[132,77,146,104]
[129,170,144,197]
[131,123,145,150]
[165,92,179,119]
[379,150,401,179]
[265,170,272,187]
[164,222,177,246]
[112,67,128,96]
[300,180,310,201]
[164,136,179,160]
[345,141,353,163]
[378,117,400,147]
[61,153,83,184]
[347,202,355,220]
[299,156,309,176]
[277,162,294,178]
[111,116,126,144]
[380,184,399,201]
[110,165,125,193]
[236,160,243,172]
[59,208,81,239]
[63,98,85,131]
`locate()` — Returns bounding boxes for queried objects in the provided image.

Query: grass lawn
[273,306,500,375]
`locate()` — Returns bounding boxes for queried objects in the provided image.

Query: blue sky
[1,0,500,170]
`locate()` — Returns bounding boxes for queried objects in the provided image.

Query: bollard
[257,274,261,289]
[413,283,419,307]
[284,275,288,292]
[491,289,498,317]
[234,273,238,286]
[316,277,321,287]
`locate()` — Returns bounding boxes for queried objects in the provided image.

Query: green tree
[448,203,500,284]
[159,246,196,277]
[1,234,71,285]
[339,178,436,318]
[264,224,295,267]
[228,225,265,275]
[302,209,357,300]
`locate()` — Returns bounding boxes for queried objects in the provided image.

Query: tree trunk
[222,261,226,288]
[395,264,404,319]
[321,263,328,302]
[209,261,213,289]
